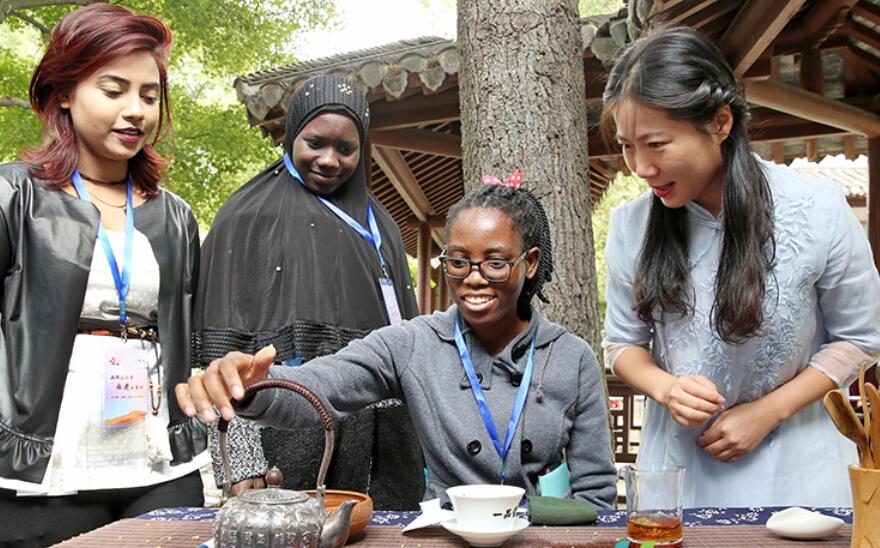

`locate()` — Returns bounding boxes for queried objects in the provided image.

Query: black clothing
[0,162,206,484]
[0,470,203,547]
[194,74,424,510]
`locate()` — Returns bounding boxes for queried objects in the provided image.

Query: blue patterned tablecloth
[140,505,853,527]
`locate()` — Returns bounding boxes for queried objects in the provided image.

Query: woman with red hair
[0,5,207,545]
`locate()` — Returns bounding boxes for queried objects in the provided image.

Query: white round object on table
[765,507,845,540]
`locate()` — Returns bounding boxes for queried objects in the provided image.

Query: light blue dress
[604,158,880,507]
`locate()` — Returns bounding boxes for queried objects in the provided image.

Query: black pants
[0,470,203,548]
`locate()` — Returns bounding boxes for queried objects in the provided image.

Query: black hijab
[194,74,418,362]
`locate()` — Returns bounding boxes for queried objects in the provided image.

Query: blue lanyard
[453,317,535,482]
[282,154,388,276]
[71,170,134,327]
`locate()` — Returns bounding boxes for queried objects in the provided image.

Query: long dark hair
[602,27,775,344]
[24,3,173,196]
[446,184,554,318]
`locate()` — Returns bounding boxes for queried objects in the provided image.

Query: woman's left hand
[697,399,781,462]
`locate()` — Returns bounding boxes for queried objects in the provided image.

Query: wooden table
[54,508,854,547]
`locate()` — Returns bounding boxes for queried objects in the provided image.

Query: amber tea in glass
[627,513,683,543]
[619,464,685,546]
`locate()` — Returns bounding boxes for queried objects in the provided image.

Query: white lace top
[0,229,208,495]
[603,157,880,507]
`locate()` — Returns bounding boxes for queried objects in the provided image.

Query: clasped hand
[662,375,778,462]
[662,374,725,427]
[174,345,277,424]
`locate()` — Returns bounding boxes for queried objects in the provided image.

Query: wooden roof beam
[650,0,688,14]
[775,0,858,51]
[372,145,444,248]
[853,0,880,25]
[682,0,738,29]
[744,79,880,136]
[417,162,460,187]
[720,0,806,76]
[370,89,460,130]
[852,20,880,53]
[750,122,848,142]
[587,131,615,157]
[661,0,717,26]
[846,45,880,86]
[370,128,462,158]
[839,46,880,89]
[428,169,465,194]
[589,159,616,181]
[405,215,446,230]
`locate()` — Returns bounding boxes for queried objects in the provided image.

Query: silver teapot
[213,378,356,548]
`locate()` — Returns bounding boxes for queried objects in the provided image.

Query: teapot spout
[319,499,356,548]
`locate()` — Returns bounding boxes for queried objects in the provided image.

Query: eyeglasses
[438,252,528,283]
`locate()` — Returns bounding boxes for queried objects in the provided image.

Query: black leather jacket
[0,163,207,483]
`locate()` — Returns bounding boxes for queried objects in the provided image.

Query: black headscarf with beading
[195,74,417,348]
[193,74,423,510]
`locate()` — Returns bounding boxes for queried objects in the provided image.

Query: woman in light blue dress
[601,27,880,507]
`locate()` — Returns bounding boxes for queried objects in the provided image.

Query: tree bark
[458,0,601,348]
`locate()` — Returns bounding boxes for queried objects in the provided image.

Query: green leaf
[0,0,336,225]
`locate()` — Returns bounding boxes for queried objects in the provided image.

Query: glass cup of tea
[619,464,685,546]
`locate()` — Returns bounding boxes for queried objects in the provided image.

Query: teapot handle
[218,378,336,500]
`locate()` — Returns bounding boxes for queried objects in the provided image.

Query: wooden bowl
[307,489,373,541]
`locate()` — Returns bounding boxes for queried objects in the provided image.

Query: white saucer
[441,517,530,547]
[765,507,845,540]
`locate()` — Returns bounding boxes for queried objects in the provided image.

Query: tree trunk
[458,0,601,349]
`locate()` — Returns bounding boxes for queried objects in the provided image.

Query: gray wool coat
[240,306,617,509]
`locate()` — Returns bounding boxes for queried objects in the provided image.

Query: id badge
[538,460,572,498]
[379,277,402,325]
[102,346,151,427]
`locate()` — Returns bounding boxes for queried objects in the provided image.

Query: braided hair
[445,184,554,318]
[601,27,776,344]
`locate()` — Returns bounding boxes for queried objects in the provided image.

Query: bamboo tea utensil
[865,382,880,468]
[859,364,870,441]
[824,390,873,468]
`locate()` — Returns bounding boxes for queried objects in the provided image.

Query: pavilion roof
[234,0,880,256]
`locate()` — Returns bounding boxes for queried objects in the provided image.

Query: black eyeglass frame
[438,251,529,283]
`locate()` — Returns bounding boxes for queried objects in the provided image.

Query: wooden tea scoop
[864,382,880,468]
[858,364,870,441]
[824,390,873,468]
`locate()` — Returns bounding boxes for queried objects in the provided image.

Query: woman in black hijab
[194,74,424,509]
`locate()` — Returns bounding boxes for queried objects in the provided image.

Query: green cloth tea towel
[526,495,598,525]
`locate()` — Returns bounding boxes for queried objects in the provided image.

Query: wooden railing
[606,375,644,464]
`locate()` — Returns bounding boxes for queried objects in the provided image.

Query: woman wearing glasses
[177,180,618,508]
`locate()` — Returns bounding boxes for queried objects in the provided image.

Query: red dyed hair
[24,4,173,196]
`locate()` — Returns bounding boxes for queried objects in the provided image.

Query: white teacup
[446,484,525,531]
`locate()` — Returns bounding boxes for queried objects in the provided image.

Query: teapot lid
[239,487,309,505]
[238,467,309,506]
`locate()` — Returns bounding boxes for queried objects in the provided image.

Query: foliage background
[579,0,624,16]
[0,0,336,227]
[2,0,638,303]
[591,174,646,318]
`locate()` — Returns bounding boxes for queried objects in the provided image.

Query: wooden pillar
[770,59,786,165]
[772,142,785,164]
[363,135,373,191]
[806,140,818,162]
[869,137,880,271]
[800,48,823,164]
[844,135,857,160]
[417,222,432,315]
[438,268,449,311]
[430,267,439,313]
